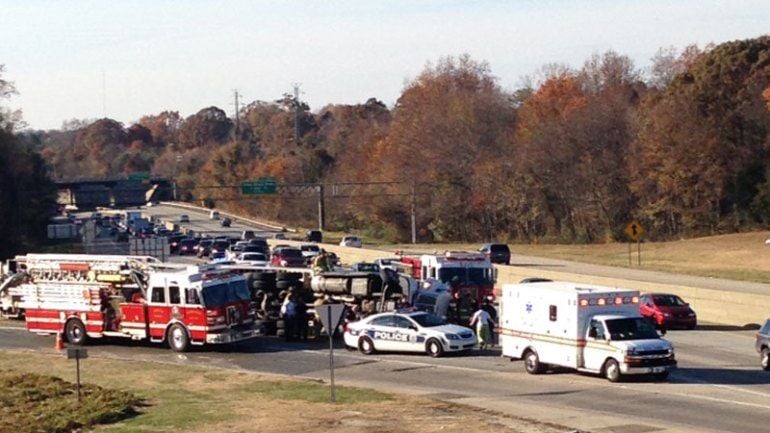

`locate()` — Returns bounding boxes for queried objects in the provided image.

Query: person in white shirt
[469,306,495,350]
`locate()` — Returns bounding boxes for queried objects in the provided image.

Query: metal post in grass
[317,304,346,403]
[66,347,88,403]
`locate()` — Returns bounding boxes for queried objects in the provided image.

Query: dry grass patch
[389,230,770,283]
[0,370,140,433]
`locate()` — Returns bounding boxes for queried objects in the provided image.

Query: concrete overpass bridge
[56,177,172,210]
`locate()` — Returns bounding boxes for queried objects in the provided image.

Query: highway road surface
[1,324,767,433]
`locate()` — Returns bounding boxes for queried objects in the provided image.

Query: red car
[269,247,306,268]
[639,293,697,330]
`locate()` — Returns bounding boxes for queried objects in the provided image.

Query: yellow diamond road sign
[625,221,644,241]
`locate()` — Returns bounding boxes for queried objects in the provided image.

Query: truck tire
[426,338,444,358]
[167,324,190,352]
[524,350,544,374]
[603,359,622,382]
[65,319,88,346]
[275,280,293,290]
[762,348,770,371]
[358,336,375,355]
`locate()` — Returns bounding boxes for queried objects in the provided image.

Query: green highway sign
[127,172,150,182]
[241,177,277,195]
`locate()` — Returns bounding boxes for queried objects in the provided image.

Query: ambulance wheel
[426,339,444,358]
[761,348,770,371]
[523,350,543,374]
[603,359,622,382]
[65,319,87,346]
[168,324,190,352]
[358,336,375,355]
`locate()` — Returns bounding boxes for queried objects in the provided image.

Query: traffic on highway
[2,203,769,433]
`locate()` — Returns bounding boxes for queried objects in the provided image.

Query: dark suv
[756,318,770,371]
[479,243,511,265]
[306,230,323,243]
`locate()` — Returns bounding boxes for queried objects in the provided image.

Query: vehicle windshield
[410,313,445,328]
[653,295,687,307]
[201,279,250,308]
[438,267,492,285]
[242,253,266,261]
[605,318,660,341]
[280,249,303,258]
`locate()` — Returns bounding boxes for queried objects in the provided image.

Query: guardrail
[157,201,296,233]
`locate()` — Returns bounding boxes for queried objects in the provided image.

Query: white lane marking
[676,375,770,398]
[0,326,27,331]
[301,349,512,374]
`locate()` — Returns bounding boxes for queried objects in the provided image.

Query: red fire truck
[395,250,496,305]
[0,254,257,352]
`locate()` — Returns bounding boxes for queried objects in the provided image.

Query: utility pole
[292,83,301,144]
[317,184,325,231]
[411,183,417,244]
[232,89,241,136]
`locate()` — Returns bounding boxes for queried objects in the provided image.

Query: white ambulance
[500,281,676,382]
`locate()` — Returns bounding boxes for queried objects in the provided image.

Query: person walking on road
[469,305,495,350]
[481,297,499,347]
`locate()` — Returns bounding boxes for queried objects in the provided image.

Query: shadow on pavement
[672,367,770,385]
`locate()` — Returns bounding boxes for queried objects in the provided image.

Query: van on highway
[501,281,677,382]
[209,210,220,220]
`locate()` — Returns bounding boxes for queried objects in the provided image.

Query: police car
[343,311,477,357]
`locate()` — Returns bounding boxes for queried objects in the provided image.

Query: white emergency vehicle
[500,281,676,382]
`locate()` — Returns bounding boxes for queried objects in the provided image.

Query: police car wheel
[604,359,622,382]
[762,348,770,371]
[358,336,375,355]
[426,339,444,358]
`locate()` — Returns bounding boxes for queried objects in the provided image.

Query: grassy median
[0,350,558,433]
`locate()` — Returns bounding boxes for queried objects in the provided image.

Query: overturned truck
[227,265,418,337]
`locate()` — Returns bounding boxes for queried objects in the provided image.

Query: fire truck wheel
[358,336,375,355]
[65,319,87,346]
[524,350,544,374]
[603,359,622,382]
[426,339,444,358]
[167,324,190,352]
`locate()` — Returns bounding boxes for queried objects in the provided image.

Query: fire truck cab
[398,251,496,305]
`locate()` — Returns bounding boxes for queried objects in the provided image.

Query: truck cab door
[583,319,610,371]
[147,286,171,340]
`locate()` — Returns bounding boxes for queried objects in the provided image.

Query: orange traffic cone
[55,332,64,351]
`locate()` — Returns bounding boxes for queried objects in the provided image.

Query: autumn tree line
[3,36,770,255]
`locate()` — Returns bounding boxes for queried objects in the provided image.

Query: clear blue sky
[1,0,768,130]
